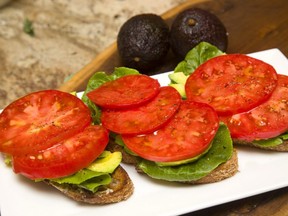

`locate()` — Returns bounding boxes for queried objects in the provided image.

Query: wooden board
[58,0,288,93]
[58,0,288,215]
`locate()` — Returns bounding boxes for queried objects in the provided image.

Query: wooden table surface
[58,0,288,215]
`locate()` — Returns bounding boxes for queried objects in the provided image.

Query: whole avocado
[170,8,228,59]
[117,14,170,72]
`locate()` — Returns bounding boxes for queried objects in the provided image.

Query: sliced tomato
[220,74,288,141]
[0,90,91,156]
[185,54,278,116]
[12,125,109,179]
[122,101,219,162]
[101,86,181,135]
[87,74,160,109]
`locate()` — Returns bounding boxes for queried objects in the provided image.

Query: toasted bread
[45,165,134,204]
[107,141,238,184]
[233,139,288,152]
[189,149,238,184]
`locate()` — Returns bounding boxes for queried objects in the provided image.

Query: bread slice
[189,149,238,184]
[233,139,288,152]
[45,165,134,204]
[107,141,238,184]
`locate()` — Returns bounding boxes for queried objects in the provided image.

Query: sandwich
[170,42,288,152]
[220,73,288,152]
[83,65,238,184]
[0,89,133,204]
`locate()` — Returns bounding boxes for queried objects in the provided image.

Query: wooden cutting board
[58,0,288,215]
[58,0,288,93]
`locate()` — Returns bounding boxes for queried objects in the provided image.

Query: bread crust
[233,139,288,152]
[189,149,238,184]
[108,141,238,184]
[45,165,134,204]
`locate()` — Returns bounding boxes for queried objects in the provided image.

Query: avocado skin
[117,14,170,72]
[170,8,228,59]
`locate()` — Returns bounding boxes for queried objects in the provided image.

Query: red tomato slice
[185,54,278,116]
[12,125,109,179]
[122,100,219,162]
[0,90,92,156]
[101,86,181,135]
[87,74,160,109]
[220,74,288,141]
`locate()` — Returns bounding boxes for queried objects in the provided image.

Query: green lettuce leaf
[49,150,122,193]
[137,123,233,182]
[51,169,112,193]
[79,174,111,193]
[280,132,288,140]
[253,137,283,147]
[252,131,288,147]
[173,42,224,76]
[3,154,12,166]
[52,169,107,184]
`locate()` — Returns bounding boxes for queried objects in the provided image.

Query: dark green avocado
[117,14,170,72]
[170,8,228,59]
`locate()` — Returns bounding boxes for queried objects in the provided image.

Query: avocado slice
[168,72,188,84]
[169,83,186,98]
[168,72,188,98]
[155,144,211,167]
[87,151,122,173]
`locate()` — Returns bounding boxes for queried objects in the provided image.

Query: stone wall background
[0,0,185,108]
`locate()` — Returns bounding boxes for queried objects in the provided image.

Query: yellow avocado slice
[87,151,122,173]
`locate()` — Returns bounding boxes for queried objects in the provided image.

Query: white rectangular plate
[1,48,288,216]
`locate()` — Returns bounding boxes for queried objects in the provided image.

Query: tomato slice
[0,90,92,155]
[122,101,219,162]
[101,86,181,135]
[220,74,288,141]
[185,54,278,116]
[87,74,160,109]
[12,125,109,179]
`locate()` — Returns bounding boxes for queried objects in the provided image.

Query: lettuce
[252,131,288,147]
[3,152,119,193]
[51,169,111,193]
[50,151,121,193]
[173,42,224,76]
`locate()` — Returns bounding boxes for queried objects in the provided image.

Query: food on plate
[122,100,219,163]
[86,74,160,109]
[12,125,108,179]
[220,74,288,151]
[0,89,134,204]
[113,103,237,183]
[169,42,288,152]
[117,13,170,72]
[185,54,278,116]
[170,8,228,59]
[0,90,92,156]
[83,67,238,183]
[169,42,225,99]
[100,86,181,135]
